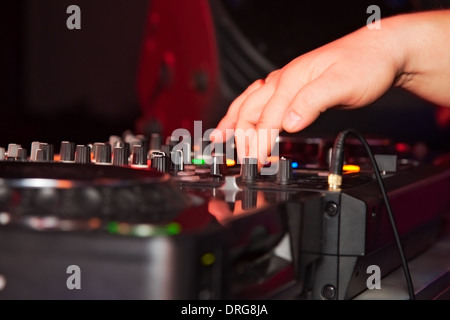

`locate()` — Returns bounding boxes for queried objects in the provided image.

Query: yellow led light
[343,164,360,173]
[200,253,215,266]
[226,159,236,166]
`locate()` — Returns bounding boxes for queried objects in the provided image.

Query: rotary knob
[276,157,292,185]
[131,145,147,167]
[115,141,130,159]
[94,143,112,165]
[5,145,27,161]
[59,141,75,162]
[30,141,41,161]
[74,145,91,164]
[211,155,229,178]
[151,151,167,173]
[112,146,128,166]
[7,144,21,159]
[211,156,221,177]
[241,157,258,183]
[36,143,54,162]
[16,148,27,162]
[171,149,183,173]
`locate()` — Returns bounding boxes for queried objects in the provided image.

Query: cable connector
[327,129,349,191]
[327,128,415,300]
[328,173,342,190]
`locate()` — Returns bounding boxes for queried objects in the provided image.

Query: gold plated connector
[328,173,342,191]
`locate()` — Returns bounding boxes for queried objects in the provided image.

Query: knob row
[241,156,293,185]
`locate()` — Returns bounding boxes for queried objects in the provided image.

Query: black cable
[329,128,416,300]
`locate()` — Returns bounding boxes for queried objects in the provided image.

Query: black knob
[115,141,130,160]
[171,149,183,173]
[36,149,45,162]
[17,148,27,162]
[151,152,167,173]
[129,138,143,156]
[131,145,147,166]
[180,141,191,165]
[94,143,112,164]
[48,144,55,162]
[241,157,258,183]
[7,144,21,159]
[75,145,91,164]
[211,156,221,177]
[59,141,75,162]
[136,134,149,155]
[92,143,102,162]
[37,143,54,162]
[276,157,292,185]
[30,141,40,161]
[211,155,228,177]
[112,146,128,166]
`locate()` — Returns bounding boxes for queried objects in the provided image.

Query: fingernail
[283,110,302,131]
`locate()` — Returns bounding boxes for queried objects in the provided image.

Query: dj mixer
[0,130,449,300]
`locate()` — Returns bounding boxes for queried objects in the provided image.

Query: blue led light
[292,161,299,169]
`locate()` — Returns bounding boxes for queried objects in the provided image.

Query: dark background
[1,0,450,159]
[1,0,149,147]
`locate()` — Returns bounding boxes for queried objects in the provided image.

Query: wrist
[390,10,450,106]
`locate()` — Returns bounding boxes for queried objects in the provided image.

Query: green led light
[107,221,119,234]
[192,158,205,165]
[108,221,181,237]
[166,222,181,235]
[201,253,215,266]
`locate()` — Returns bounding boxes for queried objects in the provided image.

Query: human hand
[212,25,403,166]
[211,10,450,167]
